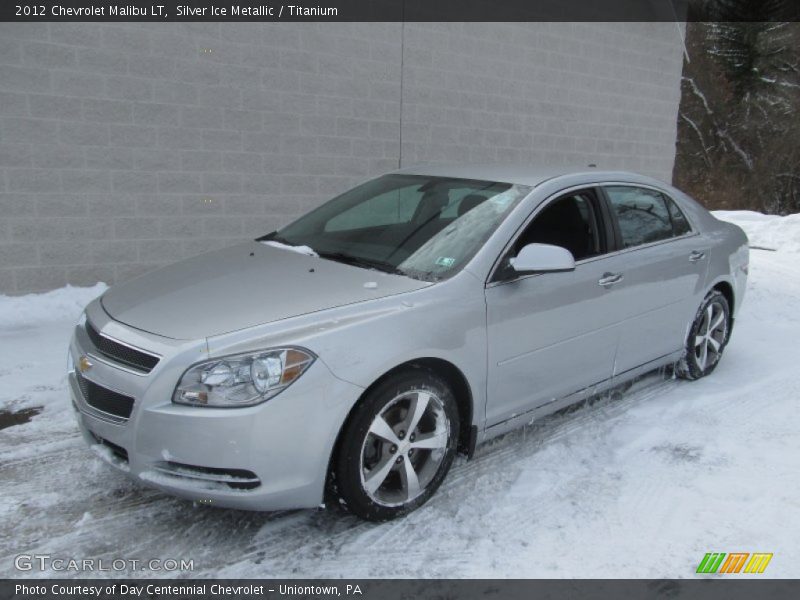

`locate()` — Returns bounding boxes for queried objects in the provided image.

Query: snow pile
[0,283,106,330]
[714,210,800,253]
[261,240,319,257]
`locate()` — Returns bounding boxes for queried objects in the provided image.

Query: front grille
[85,321,159,373]
[76,371,135,419]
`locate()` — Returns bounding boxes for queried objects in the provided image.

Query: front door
[484,189,624,427]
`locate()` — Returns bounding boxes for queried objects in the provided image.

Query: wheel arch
[398,357,474,455]
[712,279,734,312]
[325,357,475,499]
[709,278,735,330]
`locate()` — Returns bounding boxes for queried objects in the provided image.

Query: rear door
[600,185,709,374]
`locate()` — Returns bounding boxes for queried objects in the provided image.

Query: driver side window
[512,191,601,261]
[495,190,602,281]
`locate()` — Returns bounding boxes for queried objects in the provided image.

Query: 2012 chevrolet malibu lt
[68,165,749,520]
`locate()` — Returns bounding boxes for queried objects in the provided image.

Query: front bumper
[69,304,364,511]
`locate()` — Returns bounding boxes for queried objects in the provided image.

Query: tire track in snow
[215,373,683,577]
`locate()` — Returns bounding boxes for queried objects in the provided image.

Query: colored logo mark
[78,355,93,373]
[697,552,773,574]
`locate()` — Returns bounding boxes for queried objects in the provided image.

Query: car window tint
[326,184,421,231]
[666,196,692,236]
[514,192,600,261]
[440,188,489,218]
[606,186,673,248]
[276,174,530,281]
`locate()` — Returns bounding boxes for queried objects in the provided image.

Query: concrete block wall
[0,22,685,294]
[400,23,684,174]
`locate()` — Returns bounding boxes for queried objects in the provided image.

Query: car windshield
[263,174,531,281]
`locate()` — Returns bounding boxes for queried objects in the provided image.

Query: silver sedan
[68,165,749,520]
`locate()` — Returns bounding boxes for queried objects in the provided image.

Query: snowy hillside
[0,211,798,578]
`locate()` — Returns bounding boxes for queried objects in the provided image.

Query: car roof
[393,163,668,189]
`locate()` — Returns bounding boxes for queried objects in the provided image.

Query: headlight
[173,348,315,408]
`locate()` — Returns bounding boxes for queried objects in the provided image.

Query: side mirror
[509,243,576,274]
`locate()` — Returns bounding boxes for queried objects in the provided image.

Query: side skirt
[476,350,683,446]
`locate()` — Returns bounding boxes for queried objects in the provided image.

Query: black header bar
[2,0,799,23]
[4,579,800,600]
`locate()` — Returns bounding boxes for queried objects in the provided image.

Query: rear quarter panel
[705,218,749,318]
[656,184,749,319]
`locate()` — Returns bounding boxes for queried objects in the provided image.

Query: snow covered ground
[1,211,798,579]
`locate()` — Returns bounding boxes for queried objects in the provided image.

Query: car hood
[101,242,429,340]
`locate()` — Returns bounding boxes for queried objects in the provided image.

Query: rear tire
[677,290,731,380]
[332,368,459,521]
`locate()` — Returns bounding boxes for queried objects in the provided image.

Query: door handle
[598,272,624,287]
[689,250,706,262]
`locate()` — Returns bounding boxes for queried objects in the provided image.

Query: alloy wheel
[359,389,450,507]
[693,300,728,371]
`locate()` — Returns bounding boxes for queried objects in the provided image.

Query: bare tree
[674,2,800,214]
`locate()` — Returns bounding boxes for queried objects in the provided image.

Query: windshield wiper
[316,251,402,275]
[400,268,442,283]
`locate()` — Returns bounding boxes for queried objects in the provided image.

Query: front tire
[677,290,731,380]
[333,369,459,521]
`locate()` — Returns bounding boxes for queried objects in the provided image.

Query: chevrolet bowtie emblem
[78,356,93,373]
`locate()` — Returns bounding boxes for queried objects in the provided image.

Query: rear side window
[605,186,674,248]
[666,197,692,236]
